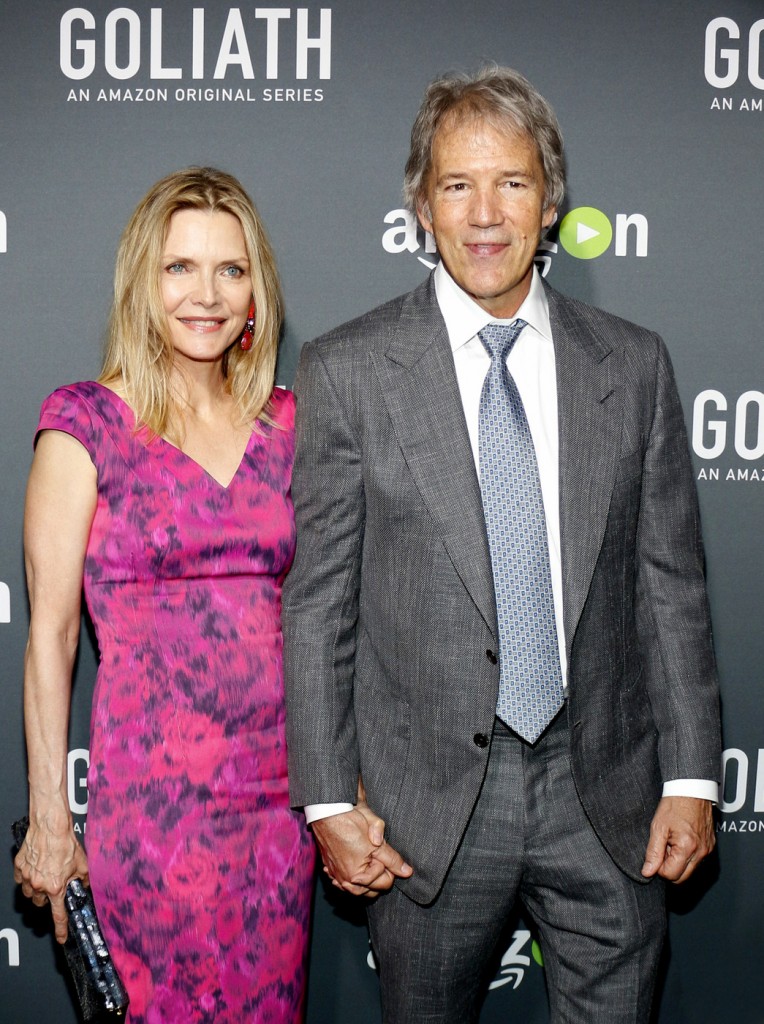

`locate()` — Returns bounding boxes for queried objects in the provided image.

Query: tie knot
[478,320,528,362]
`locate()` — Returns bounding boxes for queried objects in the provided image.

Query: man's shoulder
[306,276,435,358]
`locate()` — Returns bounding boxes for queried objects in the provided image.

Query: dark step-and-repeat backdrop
[1,3,762,1021]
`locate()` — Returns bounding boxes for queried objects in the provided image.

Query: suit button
[486,649,498,665]
[473,733,489,748]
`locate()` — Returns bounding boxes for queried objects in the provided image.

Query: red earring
[241,302,256,351]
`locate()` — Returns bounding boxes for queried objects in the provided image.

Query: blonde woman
[14,167,314,1022]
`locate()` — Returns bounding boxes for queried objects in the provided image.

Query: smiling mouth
[465,243,508,256]
[179,318,225,330]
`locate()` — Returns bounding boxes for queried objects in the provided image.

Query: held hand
[355,794,385,848]
[641,796,715,884]
[312,807,413,898]
[354,776,385,846]
[14,819,89,943]
[354,797,414,888]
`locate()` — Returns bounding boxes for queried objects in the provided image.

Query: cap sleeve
[269,385,295,430]
[36,384,99,462]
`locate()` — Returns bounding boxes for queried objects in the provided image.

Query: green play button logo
[559,206,613,259]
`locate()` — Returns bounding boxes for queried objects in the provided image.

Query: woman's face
[160,208,252,369]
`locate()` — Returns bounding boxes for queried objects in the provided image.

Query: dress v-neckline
[92,381,255,490]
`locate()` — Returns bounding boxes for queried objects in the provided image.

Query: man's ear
[542,204,557,232]
[417,200,433,235]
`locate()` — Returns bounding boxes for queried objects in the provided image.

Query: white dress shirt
[436,260,567,684]
[305,264,717,823]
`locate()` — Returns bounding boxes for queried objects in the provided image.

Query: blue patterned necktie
[478,321,564,742]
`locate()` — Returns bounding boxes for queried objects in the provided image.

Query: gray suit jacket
[283,274,721,904]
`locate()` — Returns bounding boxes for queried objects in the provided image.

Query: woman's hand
[14,814,90,943]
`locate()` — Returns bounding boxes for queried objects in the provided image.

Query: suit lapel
[369,278,623,652]
[372,276,498,636]
[546,286,622,661]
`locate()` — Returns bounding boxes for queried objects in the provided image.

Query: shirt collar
[433,260,552,353]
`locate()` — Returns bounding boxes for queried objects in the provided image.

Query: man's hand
[312,806,413,897]
[641,796,715,883]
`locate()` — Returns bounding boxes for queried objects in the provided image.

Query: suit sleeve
[634,336,722,786]
[282,340,365,807]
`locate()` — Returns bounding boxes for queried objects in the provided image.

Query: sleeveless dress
[37,381,315,1024]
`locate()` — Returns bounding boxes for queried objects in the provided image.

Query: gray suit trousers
[367,717,666,1024]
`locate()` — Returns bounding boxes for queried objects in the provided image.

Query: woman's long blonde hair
[100,166,283,440]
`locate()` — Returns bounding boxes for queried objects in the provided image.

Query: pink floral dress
[37,381,314,1023]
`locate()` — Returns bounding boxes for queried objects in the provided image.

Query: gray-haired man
[284,66,721,1022]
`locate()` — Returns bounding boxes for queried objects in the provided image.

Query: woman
[13,167,315,1022]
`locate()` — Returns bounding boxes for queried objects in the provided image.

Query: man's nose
[469,187,502,227]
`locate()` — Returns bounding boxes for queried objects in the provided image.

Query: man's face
[418,115,555,319]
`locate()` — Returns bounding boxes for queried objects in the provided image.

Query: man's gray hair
[403,65,566,215]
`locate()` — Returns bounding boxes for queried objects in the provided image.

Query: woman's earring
[241,302,256,351]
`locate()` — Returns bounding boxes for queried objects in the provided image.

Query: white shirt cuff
[662,779,718,804]
[304,802,355,825]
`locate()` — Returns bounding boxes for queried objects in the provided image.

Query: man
[283,66,721,1022]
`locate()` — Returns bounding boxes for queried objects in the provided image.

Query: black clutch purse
[12,817,129,1022]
